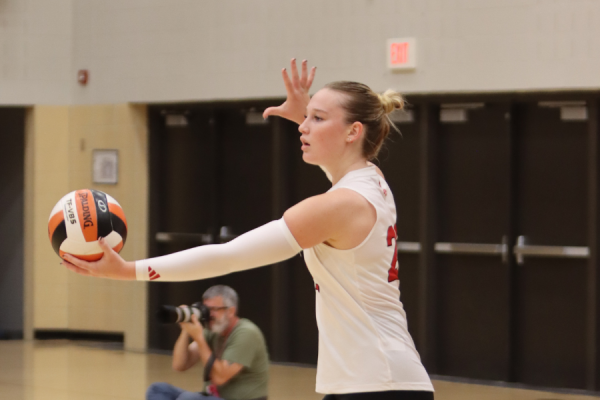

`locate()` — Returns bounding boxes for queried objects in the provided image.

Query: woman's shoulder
[334,166,387,196]
[367,162,385,179]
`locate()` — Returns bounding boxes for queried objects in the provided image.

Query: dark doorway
[420,96,594,389]
[377,108,422,351]
[0,108,26,340]
[512,101,589,389]
[148,107,275,351]
[433,103,512,380]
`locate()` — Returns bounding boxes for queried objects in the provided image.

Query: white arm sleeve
[135,218,302,281]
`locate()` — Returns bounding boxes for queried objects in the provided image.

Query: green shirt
[203,318,269,400]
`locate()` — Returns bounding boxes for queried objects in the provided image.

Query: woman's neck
[326,158,370,185]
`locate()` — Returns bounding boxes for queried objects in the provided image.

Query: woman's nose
[298,120,308,134]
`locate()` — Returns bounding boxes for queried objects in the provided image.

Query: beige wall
[72,0,600,103]
[3,0,600,105]
[24,104,149,351]
[0,0,73,105]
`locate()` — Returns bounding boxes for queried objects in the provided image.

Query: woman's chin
[302,153,319,165]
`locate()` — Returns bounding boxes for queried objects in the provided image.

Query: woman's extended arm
[62,218,301,281]
[61,189,375,280]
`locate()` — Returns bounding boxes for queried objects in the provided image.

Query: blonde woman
[63,59,434,400]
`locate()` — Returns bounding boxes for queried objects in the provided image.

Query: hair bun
[378,89,405,115]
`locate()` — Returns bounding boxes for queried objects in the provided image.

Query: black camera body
[157,302,210,326]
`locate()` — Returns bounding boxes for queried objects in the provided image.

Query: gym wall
[0,0,72,105]
[23,104,149,350]
[2,0,600,105]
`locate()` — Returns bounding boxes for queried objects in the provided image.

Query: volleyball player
[62,59,435,400]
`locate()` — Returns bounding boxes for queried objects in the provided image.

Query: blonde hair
[325,82,404,160]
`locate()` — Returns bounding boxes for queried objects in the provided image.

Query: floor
[0,340,598,400]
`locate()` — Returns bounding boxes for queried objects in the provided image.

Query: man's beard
[210,315,229,334]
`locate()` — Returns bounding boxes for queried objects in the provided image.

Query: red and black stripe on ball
[48,212,67,256]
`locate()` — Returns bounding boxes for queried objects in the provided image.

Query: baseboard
[0,330,24,340]
[34,329,124,342]
[430,374,599,397]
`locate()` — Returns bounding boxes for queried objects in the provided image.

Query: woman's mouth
[300,138,310,150]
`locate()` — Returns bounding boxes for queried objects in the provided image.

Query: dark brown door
[513,101,589,389]
[148,108,275,350]
[378,108,422,350]
[434,103,512,380]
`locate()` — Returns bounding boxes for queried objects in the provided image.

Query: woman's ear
[347,122,364,143]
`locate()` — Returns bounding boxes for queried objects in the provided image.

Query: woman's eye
[314,116,323,121]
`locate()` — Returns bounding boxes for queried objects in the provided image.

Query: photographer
[146,285,269,400]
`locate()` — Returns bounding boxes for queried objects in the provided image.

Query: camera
[157,302,210,326]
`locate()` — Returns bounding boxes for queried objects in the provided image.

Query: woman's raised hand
[61,237,136,280]
[263,59,316,125]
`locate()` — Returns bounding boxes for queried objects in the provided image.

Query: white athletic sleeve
[135,218,302,281]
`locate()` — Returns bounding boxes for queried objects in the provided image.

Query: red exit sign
[387,38,416,70]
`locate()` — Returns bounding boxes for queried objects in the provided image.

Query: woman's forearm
[135,218,301,282]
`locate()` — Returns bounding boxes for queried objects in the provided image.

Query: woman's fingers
[290,59,300,88]
[62,259,93,276]
[97,237,115,255]
[62,253,93,272]
[262,107,274,119]
[264,59,314,125]
[306,66,316,89]
[263,105,283,119]
[300,60,308,85]
[281,68,293,94]
[299,60,316,90]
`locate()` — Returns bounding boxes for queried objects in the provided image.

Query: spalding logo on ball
[48,189,127,260]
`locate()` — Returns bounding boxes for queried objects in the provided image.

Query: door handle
[397,242,422,253]
[218,226,238,243]
[155,232,213,245]
[434,236,509,263]
[514,235,589,265]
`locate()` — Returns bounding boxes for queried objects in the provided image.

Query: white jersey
[304,166,433,394]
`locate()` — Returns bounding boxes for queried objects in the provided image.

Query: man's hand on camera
[179,314,205,343]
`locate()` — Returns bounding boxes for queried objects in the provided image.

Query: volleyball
[48,189,128,260]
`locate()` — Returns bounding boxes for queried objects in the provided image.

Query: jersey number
[387,225,399,283]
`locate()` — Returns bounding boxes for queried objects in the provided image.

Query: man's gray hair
[203,285,239,309]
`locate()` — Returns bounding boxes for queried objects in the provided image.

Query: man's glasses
[207,306,229,313]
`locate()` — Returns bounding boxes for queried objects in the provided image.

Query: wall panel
[24,104,149,350]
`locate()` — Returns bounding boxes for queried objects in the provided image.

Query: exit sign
[387,38,416,71]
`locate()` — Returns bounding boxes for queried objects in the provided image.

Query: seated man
[146,285,269,400]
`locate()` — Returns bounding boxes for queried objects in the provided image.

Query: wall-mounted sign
[387,38,416,71]
[93,149,119,184]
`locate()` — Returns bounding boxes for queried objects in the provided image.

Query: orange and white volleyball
[48,189,128,261]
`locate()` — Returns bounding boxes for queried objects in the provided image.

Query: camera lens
[157,305,183,324]
[156,303,210,326]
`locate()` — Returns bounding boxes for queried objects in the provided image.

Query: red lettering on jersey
[378,180,388,197]
[386,225,396,246]
[386,225,399,283]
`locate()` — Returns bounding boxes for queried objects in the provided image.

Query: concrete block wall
[0,0,73,104]
[72,0,600,104]
[3,0,600,105]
